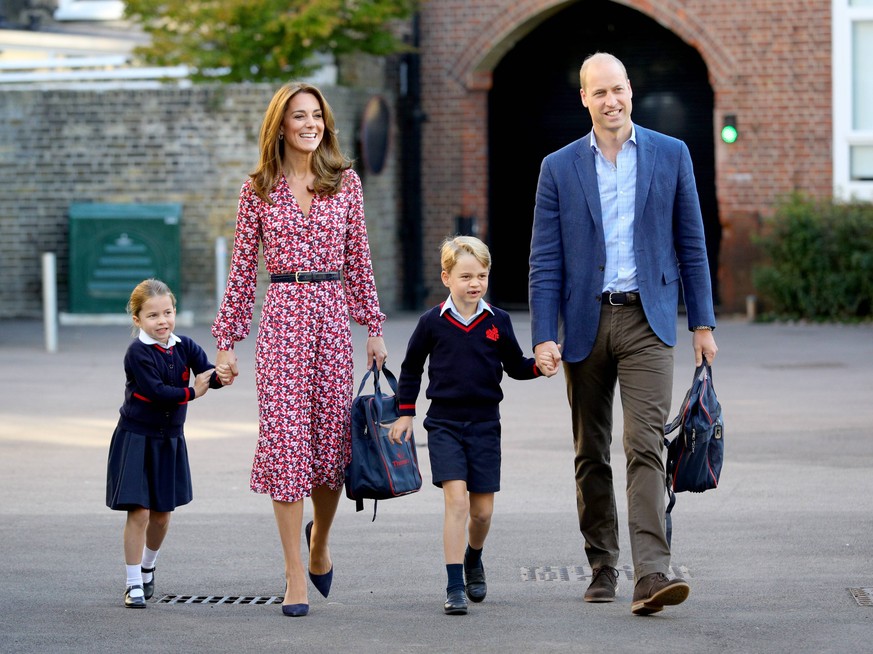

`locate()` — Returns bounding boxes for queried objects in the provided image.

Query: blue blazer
[529,124,715,363]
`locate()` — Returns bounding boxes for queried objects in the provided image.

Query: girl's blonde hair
[250,82,351,203]
[440,236,492,273]
[127,279,176,336]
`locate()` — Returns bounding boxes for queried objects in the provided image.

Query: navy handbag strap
[354,363,398,425]
[664,361,713,436]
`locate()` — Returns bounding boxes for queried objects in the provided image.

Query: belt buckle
[295,271,311,283]
[608,292,622,306]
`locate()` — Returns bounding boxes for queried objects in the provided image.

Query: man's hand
[692,330,718,366]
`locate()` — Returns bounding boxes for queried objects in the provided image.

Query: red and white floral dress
[212,169,385,503]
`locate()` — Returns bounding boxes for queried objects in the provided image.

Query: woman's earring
[279,133,284,140]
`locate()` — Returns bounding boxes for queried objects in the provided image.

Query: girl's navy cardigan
[117,336,222,438]
[395,303,541,422]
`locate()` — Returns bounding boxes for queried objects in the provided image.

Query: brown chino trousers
[564,303,674,580]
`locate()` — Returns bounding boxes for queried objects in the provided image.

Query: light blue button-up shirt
[591,126,638,293]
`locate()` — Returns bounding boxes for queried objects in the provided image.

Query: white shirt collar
[440,295,493,325]
[138,329,182,348]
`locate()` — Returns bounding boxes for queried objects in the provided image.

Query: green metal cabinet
[68,203,181,313]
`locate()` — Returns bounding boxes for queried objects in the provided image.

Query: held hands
[388,415,413,444]
[216,349,239,386]
[215,363,233,385]
[193,368,215,398]
[534,341,562,378]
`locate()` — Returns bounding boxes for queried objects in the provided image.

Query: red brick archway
[417,0,831,312]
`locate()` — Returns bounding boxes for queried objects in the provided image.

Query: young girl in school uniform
[106,279,224,608]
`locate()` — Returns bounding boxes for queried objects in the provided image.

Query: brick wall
[0,83,401,320]
[416,0,833,312]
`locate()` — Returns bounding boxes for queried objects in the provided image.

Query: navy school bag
[664,361,724,543]
[345,364,422,520]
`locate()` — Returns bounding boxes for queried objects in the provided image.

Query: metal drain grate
[156,595,281,605]
[520,564,691,582]
[849,588,873,607]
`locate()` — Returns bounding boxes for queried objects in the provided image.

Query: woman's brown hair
[250,82,351,203]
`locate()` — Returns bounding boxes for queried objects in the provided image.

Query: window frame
[53,1,125,22]
[833,0,873,199]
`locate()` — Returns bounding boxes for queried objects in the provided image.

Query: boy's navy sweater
[396,303,540,422]
[117,336,222,438]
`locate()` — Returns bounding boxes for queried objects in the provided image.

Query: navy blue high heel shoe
[282,603,309,617]
[305,520,334,598]
[281,581,309,616]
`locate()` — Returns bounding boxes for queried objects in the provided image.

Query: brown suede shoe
[631,573,690,615]
[584,566,619,603]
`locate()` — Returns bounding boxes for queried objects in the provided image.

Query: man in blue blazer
[529,52,718,616]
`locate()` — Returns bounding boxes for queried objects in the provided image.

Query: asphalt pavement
[1,314,872,653]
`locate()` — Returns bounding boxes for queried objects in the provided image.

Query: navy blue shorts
[423,416,501,493]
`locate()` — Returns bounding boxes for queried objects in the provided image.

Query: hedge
[753,193,873,322]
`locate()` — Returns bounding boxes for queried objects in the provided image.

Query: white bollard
[215,236,228,310]
[42,252,58,353]
[746,294,757,322]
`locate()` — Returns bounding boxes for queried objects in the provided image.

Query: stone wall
[0,83,400,321]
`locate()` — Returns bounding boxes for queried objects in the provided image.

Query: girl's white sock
[126,564,143,590]
[141,546,159,582]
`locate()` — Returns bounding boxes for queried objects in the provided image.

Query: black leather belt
[602,291,640,306]
[270,271,342,283]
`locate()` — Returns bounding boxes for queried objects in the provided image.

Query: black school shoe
[444,589,468,615]
[464,558,487,603]
[141,566,155,600]
[124,585,147,609]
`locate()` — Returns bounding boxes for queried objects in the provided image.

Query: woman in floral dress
[212,83,387,617]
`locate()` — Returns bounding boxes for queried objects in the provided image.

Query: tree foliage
[124,0,415,82]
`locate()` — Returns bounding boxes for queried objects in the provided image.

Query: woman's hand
[366,336,388,371]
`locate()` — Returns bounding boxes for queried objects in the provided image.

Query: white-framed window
[54,1,124,22]
[833,0,873,200]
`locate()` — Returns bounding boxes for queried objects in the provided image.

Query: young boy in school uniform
[388,236,557,615]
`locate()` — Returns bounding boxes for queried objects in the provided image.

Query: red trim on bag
[707,460,718,487]
[369,397,421,497]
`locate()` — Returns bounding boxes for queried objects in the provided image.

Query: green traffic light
[721,125,738,144]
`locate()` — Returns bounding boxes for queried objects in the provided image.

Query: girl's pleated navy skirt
[106,425,193,512]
